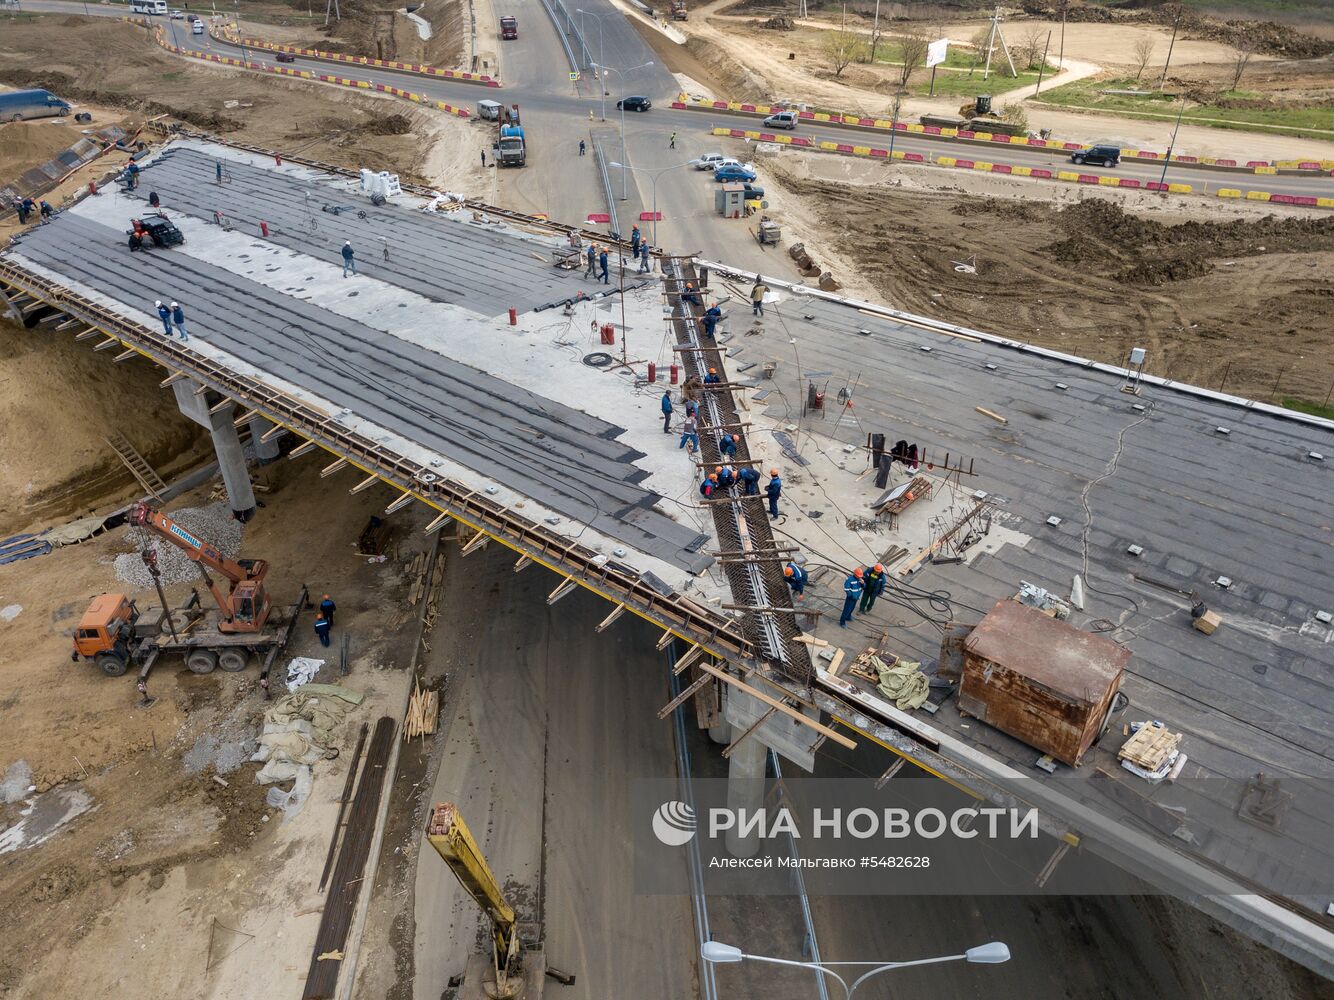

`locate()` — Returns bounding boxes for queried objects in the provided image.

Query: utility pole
[1158,96,1186,188]
[1033,30,1052,96]
[1157,4,1181,91]
[1058,0,1066,70]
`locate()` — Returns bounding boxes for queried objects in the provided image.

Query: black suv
[618,96,652,112]
[1071,145,1121,167]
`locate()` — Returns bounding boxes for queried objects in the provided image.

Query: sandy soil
[764,149,1334,406]
[0,456,426,999]
[0,322,209,538]
[0,17,459,183]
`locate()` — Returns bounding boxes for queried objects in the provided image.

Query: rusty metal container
[959,600,1128,766]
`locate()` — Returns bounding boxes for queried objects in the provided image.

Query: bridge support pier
[724,719,768,860]
[172,380,257,521]
[248,415,282,463]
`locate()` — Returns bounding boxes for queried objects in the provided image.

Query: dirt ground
[0,17,454,183]
[236,0,470,70]
[765,150,1334,407]
[0,452,426,999]
[0,322,209,538]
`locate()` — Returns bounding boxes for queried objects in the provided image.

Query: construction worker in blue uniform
[699,473,718,499]
[681,282,702,307]
[314,612,331,647]
[155,300,173,336]
[859,565,886,614]
[703,367,721,386]
[784,562,808,599]
[630,225,641,255]
[585,243,597,279]
[320,593,337,625]
[702,303,722,338]
[639,241,652,273]
[764,468,782,519]
[660,390,673,433]
[715,465,735,490]
[738,465,761,496]
[599,248,610,284]
[719,433,738,459]
[840,568,864,627]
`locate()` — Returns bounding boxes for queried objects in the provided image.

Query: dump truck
[500,15,517,39]
[70,503,307,692]
[671,0,687,19]
[495,104,526,167]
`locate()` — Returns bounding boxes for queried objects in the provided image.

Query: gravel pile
[113,503,244,588]
[183,733,257,776]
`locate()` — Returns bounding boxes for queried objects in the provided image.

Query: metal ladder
[105,430,167,501]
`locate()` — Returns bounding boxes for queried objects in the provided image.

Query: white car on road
[692,153,726,171]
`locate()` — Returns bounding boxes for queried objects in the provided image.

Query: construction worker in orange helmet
[860,563,887,615]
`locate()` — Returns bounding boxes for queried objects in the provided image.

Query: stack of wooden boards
[1118,722,1184,783]
[404,682,439,741]
[404,550,443,608]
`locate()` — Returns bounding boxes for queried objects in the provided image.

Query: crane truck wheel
[217,649,250,672]
[186,650,219,674]
[97,653,129,677]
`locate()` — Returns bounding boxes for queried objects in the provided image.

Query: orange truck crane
[71,502,308,698]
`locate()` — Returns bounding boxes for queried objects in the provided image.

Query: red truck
[500,15,517,39]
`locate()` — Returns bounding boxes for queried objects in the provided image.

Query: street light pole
[592,61,654,201]
[701,940,1011,1000]
[610,159,691,246]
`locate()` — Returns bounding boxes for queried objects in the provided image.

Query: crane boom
[129,502,272,634]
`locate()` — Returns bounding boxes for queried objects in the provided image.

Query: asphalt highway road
[23,0,1334,214]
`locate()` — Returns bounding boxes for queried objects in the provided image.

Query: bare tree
[1131,37,1154,82]
[823,30,866,79]
[1228,41,1254,91]
[1016,27,1046,72]
[897,33,930,89]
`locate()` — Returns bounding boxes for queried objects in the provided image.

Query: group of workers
[152,299,189,341]
[778,562,888,626]
[839,564,887,627]
[9,196,54,226]
[312,593,338,647]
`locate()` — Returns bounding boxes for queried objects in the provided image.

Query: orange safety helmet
[770,468,779,476]
[873,565,883,573]
[709,367,717,374]
[708,473,718,481]
[783,566,794,577]
[731,434,740,442]
[715,466,723,474]
[853,567,864,577]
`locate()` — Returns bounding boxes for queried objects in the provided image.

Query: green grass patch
[1038,77,1334,140]
[1281,397,1334,421]
[907,67,1047,99]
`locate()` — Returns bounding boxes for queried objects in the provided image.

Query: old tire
[186,650,218,675]
[97,654,128,677]
[217,648,249,673]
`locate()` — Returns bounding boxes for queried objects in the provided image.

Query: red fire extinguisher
[670,363,679,385]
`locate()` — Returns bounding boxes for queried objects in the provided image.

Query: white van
[131,0,169,14]
[191,19,204,33]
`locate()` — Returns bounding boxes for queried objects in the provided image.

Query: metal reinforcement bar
[662,257,813,685]
[0,261,754,667]
[304,715,396,1000]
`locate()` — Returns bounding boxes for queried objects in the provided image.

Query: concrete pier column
[724,730,768,859]
[709,718,732,745]
[248,415,282,463]
[172,380,257,521]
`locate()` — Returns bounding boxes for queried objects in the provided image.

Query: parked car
[693,153,726,171]
[0,88,72,122]
[1070,144,1121,167]
[617,96,652,112]
[762,111,798,130]
[715,163,757,183]
[741,183,765,200]
[276,51,297,63]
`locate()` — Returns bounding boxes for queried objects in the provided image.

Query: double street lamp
[702,939,1011,999]
[608,159,692,246]
[591,60,653,199]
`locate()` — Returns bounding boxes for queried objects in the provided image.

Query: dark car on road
[276,51,297,63]
[617,96,652,112]
[1071,144,1121,167]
